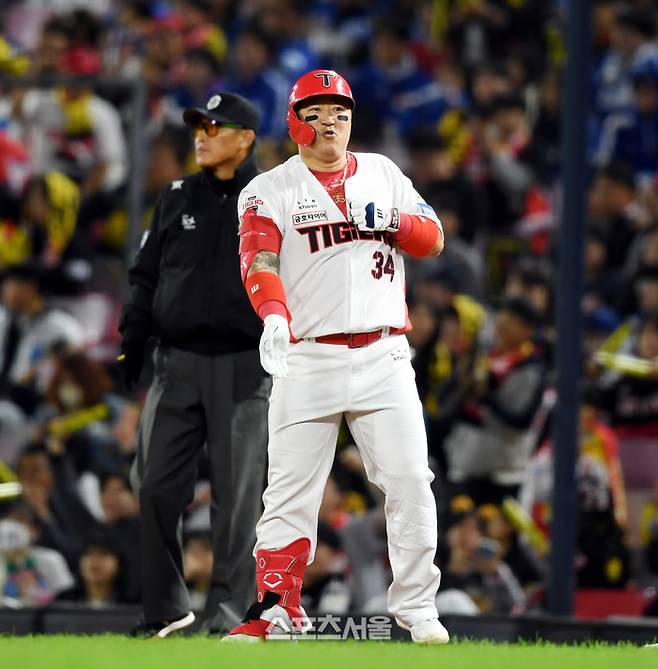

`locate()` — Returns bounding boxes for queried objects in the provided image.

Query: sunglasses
[193,119,244,138]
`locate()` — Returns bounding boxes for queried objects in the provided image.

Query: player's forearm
[247,251,280,277]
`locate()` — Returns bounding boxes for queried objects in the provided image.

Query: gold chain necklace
[327,158,349,203]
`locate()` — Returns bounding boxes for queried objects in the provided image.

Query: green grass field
[0,637,656,669]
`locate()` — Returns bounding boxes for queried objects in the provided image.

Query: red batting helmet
[287,69,354,147]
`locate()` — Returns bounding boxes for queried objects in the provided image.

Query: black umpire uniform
[119,93,268,633]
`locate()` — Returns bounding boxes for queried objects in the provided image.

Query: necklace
[326,158,349,203]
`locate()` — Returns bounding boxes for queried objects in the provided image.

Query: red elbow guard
[239,210,282,253]
[395,213,441,257]
[239,210,283,281]
[245,271,290,321]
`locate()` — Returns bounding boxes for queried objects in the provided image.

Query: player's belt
[313,326,406,349]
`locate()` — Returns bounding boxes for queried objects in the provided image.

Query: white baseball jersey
[238,152,442,340]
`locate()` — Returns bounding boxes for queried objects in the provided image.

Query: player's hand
[348,199,399,232]
[260,314,290,379]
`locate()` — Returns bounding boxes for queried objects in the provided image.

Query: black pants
[131,345,269,630]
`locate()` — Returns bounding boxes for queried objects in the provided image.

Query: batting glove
[348,199,400,233]
[260,314,290,379]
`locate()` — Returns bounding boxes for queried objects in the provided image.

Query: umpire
[119,92,268,637]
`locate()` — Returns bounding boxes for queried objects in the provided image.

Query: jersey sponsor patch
[296,198,319,211]
[292,210,328,225]
[417,201,436,216]
[242,195,264,213]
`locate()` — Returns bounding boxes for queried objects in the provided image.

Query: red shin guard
[256,537,311,624]
[227,538,311,638]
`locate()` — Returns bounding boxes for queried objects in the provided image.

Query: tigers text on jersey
[238,153,442,340]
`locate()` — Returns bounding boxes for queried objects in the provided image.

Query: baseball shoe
[409,618,450,645]
[221,591,308,642]
[129,611,195,639]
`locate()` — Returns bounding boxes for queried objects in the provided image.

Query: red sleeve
[244,271,290,322]
[394,213,441,258]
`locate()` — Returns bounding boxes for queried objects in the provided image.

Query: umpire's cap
[183,92,260,131]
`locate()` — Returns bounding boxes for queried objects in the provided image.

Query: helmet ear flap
[287,108,316,147]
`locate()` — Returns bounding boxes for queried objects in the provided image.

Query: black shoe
[129,612,196,639]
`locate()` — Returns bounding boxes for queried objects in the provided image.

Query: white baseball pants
[255,333,441,629]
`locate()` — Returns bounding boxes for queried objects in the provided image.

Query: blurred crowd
[1,0,658,618]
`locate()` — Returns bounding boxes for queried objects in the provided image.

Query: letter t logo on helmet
[314,72,336,88]
[287,69,354,147]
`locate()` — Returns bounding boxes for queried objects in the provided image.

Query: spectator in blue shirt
[591,7,657,159]
[223,26,289,140]
[254,0,320,83]
[350,19,460,138]
[169,47,223,112]
[610,61,658,179]
[592,7,656,119]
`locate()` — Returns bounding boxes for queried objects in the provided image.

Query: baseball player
[226,70,449,644]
